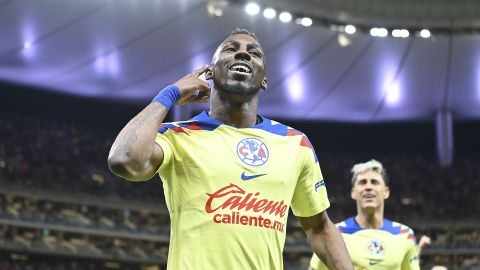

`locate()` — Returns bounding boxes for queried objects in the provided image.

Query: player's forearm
[309,218,353,270]
[108,102,167,180]
[108,66,211,180]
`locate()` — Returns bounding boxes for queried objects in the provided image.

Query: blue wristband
[151,85,181,109]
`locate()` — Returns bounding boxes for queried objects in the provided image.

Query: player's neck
[209,91,260,128]
[355,208,384,229]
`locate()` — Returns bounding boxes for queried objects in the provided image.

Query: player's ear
[205,66,213,80]
[383,186,390,199]
[351,188,356,200]
[261,77,268,91]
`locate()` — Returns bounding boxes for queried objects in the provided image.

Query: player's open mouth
[363,194,375,199]
[229,63,252,75]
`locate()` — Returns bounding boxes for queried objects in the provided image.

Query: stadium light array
[237,2,436,39]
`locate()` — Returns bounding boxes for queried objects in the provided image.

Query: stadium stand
[1,113,479,269]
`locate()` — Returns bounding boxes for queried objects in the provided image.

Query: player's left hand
[174,65,211,105]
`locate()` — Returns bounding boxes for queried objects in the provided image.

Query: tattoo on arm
[118,105,161,154]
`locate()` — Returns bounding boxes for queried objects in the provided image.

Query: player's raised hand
[174,65,211,105]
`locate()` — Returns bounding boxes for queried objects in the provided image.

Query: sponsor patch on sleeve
[314,180,325,192]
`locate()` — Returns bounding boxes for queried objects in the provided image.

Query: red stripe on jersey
[184,122,203,130]
[300,136,313,149]
[171,127,189,135]
[287,129,301,136]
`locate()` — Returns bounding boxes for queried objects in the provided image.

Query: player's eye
[250,51,261,57]
[223,47,236,52]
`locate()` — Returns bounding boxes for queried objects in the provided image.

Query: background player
[309,159,419,270]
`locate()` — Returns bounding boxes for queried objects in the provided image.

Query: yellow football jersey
[310,217,420,270]
[155,111,330,270]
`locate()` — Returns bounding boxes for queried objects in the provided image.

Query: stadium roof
[1,0,480,122]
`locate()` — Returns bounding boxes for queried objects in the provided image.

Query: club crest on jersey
[367,240,385,258]
[236,138,269,166]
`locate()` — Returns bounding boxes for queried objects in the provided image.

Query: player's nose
[234,50,251,62]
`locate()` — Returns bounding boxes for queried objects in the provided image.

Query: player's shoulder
[261,119,319,161]
[260,118,316,147]
[335,217,364,234]
[158,120,194,134]
[334,217,351,228]
[382,218,417,239]
[384,218,415,232]
[158,112,219,135]
[255,117,309,138]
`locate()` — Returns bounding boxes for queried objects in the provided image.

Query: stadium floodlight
[386,82,401,105]
[401,29,410,38]
[23,41,32,49]
[377,28,388,37]
[392,29,401,37]
[245,3,260,15]
[300,17,312,27]
[263,8,276,19]
[392,29,409,38]
[370,27,388,37]
[420,29,431,38]
[338,33,352,47]
[345,25,356,34]
[279,12,292,23]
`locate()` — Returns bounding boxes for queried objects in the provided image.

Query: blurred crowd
[1,113,479,220]
[0,224,168,263]
[1,113,479,269]
[421,254,480,270]
[0,193,169,235]
[0,255,162,270]
[0,114,164,203]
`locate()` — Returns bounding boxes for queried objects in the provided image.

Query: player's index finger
[197,80,210,91]
[192,65,209,77]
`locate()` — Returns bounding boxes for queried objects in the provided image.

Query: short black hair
[229,28,258,41]
[210,28,264,66]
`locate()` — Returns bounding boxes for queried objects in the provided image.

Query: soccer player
[108,29,352,270]
[309,159,420,270]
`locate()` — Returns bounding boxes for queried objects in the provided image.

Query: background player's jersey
[155,112,330,270]
[310,217,420,270]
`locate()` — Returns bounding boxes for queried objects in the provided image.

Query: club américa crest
[367,240,385,257]
[236,138,269,166]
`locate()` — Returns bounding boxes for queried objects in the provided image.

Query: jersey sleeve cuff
[292,200,330,217]
[155,133,173,172]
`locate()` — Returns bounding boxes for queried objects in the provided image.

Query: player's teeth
[231,65,251,73]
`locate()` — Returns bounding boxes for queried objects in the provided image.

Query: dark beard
[213,76,261,96]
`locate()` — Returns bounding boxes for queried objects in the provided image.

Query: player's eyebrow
[221,40,239,48]
[248,43,264,54]
[222,40,264,54]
